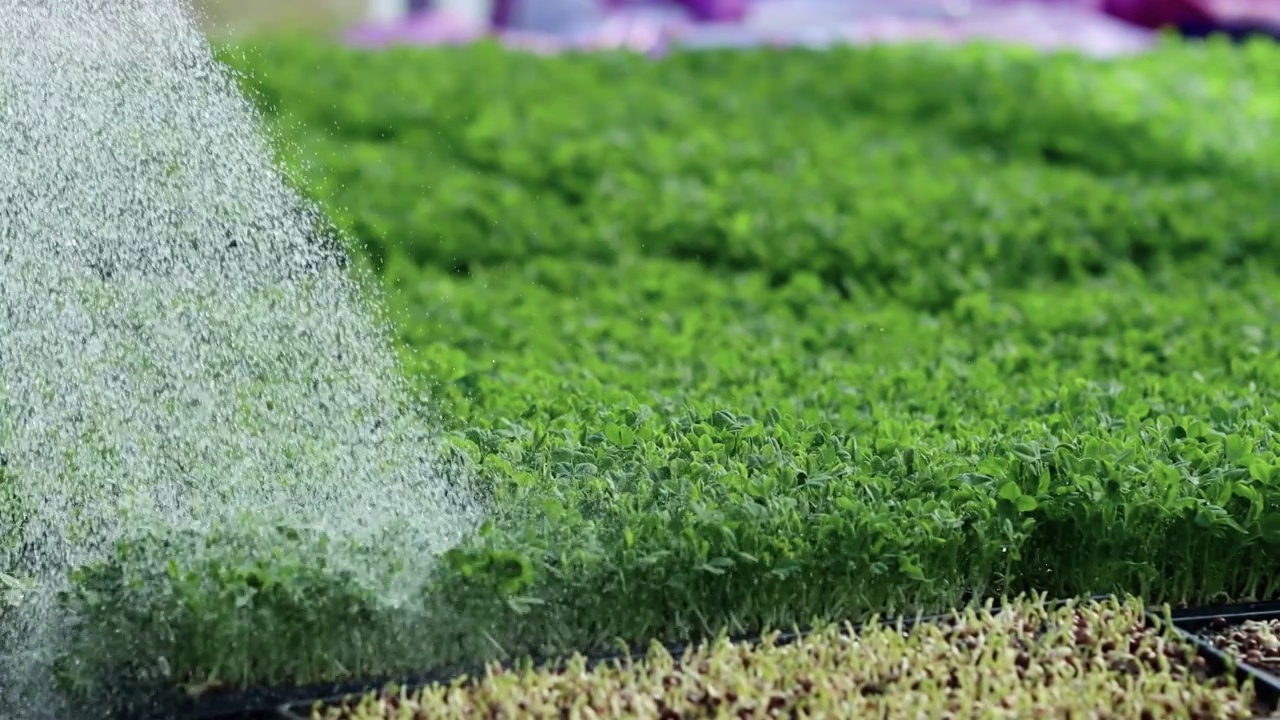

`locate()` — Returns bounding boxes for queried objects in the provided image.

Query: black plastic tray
[1158,600,1280,712]
[99,681,350,720]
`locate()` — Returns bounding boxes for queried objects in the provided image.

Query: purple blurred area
[342,0,1280,55]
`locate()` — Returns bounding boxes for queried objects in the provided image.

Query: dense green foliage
[48,36,1280,701]
[218,36,1280,309]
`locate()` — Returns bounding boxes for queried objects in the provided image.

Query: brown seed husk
[306,596,1267,719]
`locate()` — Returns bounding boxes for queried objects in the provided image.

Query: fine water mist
[0,1,484,714]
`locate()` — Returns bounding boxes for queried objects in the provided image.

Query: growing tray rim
[273,593,1130,719]
[101,594,1280,720]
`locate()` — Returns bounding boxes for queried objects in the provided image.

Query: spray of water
[0,1,484,714]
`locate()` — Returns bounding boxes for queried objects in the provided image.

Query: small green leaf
[1225,434,1249,463]
[604,423,635,448]
[1249,460,1274,483]
[898,556,925,581]
[1011,443,1039,463]
[997,481,1022,501]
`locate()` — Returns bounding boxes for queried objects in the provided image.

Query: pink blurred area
[342,0,1280,55]
[1104,0,1280,27]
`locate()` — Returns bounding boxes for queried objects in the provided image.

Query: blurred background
[191,0,1280,56]
[192,0,365,40]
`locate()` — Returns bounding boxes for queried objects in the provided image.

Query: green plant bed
[55,260,1280,699]
[218,37,1280,309]
[396,257,1280,607]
